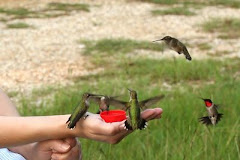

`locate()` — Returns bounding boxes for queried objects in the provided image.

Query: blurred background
[0,0,239,159]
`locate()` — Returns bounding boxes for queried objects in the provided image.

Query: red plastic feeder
[100,110,126,123]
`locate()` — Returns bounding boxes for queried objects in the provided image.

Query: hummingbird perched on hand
[66,93,102,129]
[153,36,192,61]
[112,89,165,130]
[199,98,223,125]
[89,96,124,114]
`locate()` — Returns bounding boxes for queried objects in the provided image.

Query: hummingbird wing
[124,120,133,130]
[199,116,212,125]
[139,95,165,109]
[216,113,223,124]
[88,96,101,104]
[214,104,221,110]
[108,98,128,110]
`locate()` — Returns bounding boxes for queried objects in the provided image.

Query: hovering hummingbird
[199,98,223,125]
[112,89,165,130]
[153,36,192,61]
[66,93,102,129]
[89,96,124,114]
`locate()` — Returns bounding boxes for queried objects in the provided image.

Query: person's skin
[0,89,81,160]
[0,89,163,159]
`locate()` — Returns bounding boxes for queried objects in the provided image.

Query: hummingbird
[89,96,124,114]
[112,89,165,130]
[66,93,102,129]
[199,98,223,125]
[153,36,192,61]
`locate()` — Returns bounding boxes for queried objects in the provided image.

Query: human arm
[0,107,163,147]
[0,89,81,160]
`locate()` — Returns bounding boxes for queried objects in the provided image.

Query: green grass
[141,0,240,8]
[151,7,195,16]
[209,0,240,8]
[16,55,240,159]
[196,43,212,51]
[0,2,90,21]
[47,2,90,12]
[201,18,240,39]
[6,22,32,29]
[0,18,7,22]
[0,8,34,18]
[80,38,164,67]
[81,38,164,55]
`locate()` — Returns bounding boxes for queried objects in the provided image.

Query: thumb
[63,137,77,148]
[38,139,71,153]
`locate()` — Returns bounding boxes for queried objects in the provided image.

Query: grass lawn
[151,7,195,16]
[201,18,240,39]
[6,22,32,29]
[141,0,240,8]
[15,38,240,159]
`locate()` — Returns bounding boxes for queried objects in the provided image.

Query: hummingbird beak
[127,88,132,92]
[197,97,205,101]
[152,39,162,42]
[88,93,104,97]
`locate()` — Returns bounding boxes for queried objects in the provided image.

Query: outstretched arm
[0,89,19,116]
[0,88,163,148]
[0,109,163,147]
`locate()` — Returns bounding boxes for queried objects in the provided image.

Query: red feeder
[100,110,127,123]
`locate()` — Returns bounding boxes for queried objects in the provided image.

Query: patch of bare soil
[0,0,240,92]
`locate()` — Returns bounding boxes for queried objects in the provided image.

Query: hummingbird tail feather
[67,122,76,129]
[183,47,192,61]
[68,124,75,129]
[199,116,212,125]
[139,119,147,130]
[185,55,192,61]
[124,120,133,130]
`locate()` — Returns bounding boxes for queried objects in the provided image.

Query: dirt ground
[0,0,240,92]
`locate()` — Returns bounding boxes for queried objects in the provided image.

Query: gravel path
[0,0,240,91]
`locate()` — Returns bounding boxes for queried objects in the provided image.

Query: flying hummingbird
[89,96,124,114]
[66,93,102,129]
[153,36,192,61]
[111,89,165,130]
[199,98,223,125]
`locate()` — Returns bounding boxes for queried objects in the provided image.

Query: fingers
[76,108,163,145]
[63,137,77,148]
[141,108,163,121]
[38,139,71,153]
[51,140,81,160]
[86,118,126,136]
[87,129,130,144]
[107,130,131,144]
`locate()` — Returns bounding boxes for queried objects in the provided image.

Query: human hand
[9,138,81,160]
[50,138,82,160]
[73,108,163,144]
